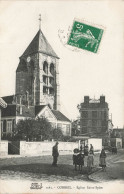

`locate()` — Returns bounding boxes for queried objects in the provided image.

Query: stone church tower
[16,27,60,110]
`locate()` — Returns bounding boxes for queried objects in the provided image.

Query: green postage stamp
[67,20,104,53]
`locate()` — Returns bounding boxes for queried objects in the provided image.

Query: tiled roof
[1,104,35,118]
[1,105,16,117]
[21,30,59,59]
[51,110,71,122]
[0,97,7,108]
[2,95,14,104]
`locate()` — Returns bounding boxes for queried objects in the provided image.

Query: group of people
[73,144,107,173]
[51,142,107,173]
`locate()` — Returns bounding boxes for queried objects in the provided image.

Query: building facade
[78,96,109,136]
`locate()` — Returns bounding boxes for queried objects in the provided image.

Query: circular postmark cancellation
[58,18,105,54]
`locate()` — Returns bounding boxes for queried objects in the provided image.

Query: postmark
[67,19,104,53]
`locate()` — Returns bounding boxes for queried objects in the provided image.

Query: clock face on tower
[27,56,31,62]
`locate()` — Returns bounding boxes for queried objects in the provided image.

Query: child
[87,151,94,174]
[73,148,79,171]
[78,150,85,171]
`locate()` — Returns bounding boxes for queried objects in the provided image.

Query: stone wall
[88,138,102,151]
[20,141,78,156]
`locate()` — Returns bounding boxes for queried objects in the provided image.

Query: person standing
[99,147,106,171]
[73,148,79,171]
[87,150,94,174]
[78,150,85,171]
[52,142,59,167]
[89,144,94,155]
[84,144,89,156]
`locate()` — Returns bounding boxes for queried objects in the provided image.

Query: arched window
[50,63,54,75]
[49,77,54,86]
[43,61,48,74]
[43,75,48,85]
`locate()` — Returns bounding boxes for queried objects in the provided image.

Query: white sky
[0,1,124,128]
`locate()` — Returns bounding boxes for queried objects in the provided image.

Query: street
[0,149,124,182]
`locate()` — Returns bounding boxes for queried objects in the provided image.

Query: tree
[14,117,53,141]
[52,127,64,141]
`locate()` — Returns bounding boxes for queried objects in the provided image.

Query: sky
[0,0,124,128]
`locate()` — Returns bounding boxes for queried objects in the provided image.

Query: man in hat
[52,142,59,166]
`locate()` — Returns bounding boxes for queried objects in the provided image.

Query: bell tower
[16,16,60,110]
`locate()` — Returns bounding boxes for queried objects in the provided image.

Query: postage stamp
[67,19,104,53]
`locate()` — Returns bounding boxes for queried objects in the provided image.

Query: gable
[37,106,56,122]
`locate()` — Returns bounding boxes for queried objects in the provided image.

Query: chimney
[84,96,89,104]
[100,95,105,104]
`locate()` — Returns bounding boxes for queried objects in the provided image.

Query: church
[1,18,71,139]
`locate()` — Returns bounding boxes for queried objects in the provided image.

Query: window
[92,120,97,127]
[43,61,48,74]
[92,111,97,118]
[50,63,54,75]
[43,86,48,94]
[7,121,12,134]
[57,123,62,129]
[49,88,54,95]
[81,120,87,126]
[49,77,54,86]
[81,111,88,118]
[66,125,70,135]
[1,121,3,133]
[43,76,48,85]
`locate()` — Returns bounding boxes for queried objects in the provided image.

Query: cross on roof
[39,14,41,30]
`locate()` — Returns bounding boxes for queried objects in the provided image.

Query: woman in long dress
[99,148,106,171]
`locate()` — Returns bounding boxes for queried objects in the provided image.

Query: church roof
[51,110,71,122]
[21,29,59,59]
[35,105,46,116]
[1,104,35,117]
[0,97,7,108]
[2,95,14,104]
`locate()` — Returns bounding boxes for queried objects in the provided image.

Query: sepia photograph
[0,0,124,193]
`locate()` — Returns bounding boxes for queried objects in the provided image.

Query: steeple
[21,28,59,59]
[16,18,60,110]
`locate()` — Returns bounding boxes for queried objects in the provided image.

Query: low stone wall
[88,138,102,151]
[0,139,102,158]
[20,141,79,156]
[0,141,8,157]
